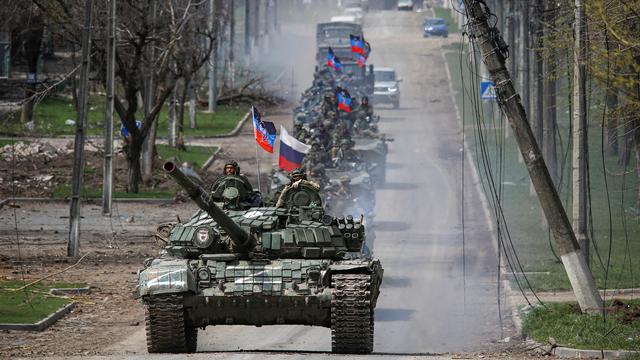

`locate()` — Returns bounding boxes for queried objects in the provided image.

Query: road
[108,9,508,359]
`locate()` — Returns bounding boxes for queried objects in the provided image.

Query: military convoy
[135,13,390,355]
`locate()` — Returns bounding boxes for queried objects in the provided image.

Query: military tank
[134,162,384,354]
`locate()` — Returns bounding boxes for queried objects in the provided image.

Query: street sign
[480,81,496,100]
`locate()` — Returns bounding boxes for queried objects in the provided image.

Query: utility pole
[68,0,93,258]
[461,0,603,313]
[244,0,251,59]
[533,0,544,147]
[542,0,557,185]
[572,0,589,265]
[253,0,260,58]
[102,0,116,216]
[141,0,158,182]
[208,0,216,113]
[168,93,176,146]
[273,0,278,33]
[229,0,235,89]
[521,1,530,118]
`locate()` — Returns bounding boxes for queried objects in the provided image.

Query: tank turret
[163,161,251,250]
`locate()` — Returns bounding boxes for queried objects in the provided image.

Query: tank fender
[134,259,196,298]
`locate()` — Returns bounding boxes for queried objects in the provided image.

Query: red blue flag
[279,126,311,171]
[356,53,367,68]
[252,106,276,153]
[364,39,372,58]
[327,47,343,71]
[336,87,352,113]
[350,34,365,55]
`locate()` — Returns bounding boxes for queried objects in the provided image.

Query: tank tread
[331,273,374,354]
[144,294,197,353]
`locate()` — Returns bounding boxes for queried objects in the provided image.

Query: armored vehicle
[316,21,362,48]
[353,136,389,185]
[135,162,384,354]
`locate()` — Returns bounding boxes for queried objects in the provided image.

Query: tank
[134,162,384,354]
[353,136,390,185]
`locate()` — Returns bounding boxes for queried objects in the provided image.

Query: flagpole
[252,106,262,192]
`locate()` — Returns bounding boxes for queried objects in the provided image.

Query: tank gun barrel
[163,161,250,248]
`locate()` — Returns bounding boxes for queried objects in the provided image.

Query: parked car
[397,0,414,10]
[373,68,401,109]
[423,17,448,37]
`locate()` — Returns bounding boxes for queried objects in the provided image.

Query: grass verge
[433,7,460,33]
[156,144,218,169]
[522,300,640,351]
[3,95,247,137]
[444,45,640,291]
[52,185,174,200]
[0,281,83,324]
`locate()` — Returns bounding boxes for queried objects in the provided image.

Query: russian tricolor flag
[278,126,311,172]
[327,47,342,71]
[356,53,367,68]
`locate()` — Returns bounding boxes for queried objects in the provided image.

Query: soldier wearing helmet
[210,160,259,209]
[275,168,322,208]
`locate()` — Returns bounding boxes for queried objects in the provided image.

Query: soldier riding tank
[134,162,384,354]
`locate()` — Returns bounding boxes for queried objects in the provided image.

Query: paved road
[111,9,507,358]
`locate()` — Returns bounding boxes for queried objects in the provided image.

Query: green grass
[2,95,246,137]
[0,139,28,147]
[156,144,218,169]
[433,7,460,33]
[523,301,640,350]
[445,47,640,291]
[0,280,83,324]
[52,185,174,199]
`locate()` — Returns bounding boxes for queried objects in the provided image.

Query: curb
[49,286,91,296]
[525,339,639,359]
[0,301,76,332]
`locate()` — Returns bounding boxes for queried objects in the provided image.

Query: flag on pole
[356,53,367,68]
[350,34,365,55]
[327,47,343,71]
[252,106,276,153]
[336,87,352,113]
[278,126,311,171]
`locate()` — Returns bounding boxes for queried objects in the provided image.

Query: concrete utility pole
[533,0,544,146]
[253,0,260,58]
[208,0,217,113]
[542,0,557,185]
[520,1,530,118]
[461,0,603,313]
[102,0,116,216]
[572,0,589,265]
[68,0,93,258]
[168,93,176,146]
[229,0,235,89]
[273,0,278,32]
[141,0,158,181]
[244,0,251,58]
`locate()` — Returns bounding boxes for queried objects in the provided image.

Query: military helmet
[224,160,240,175]
[288,168,307,181]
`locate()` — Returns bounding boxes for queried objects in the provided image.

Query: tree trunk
[606,88,618,156]
[168,93,176,146]
[229,0,235,89]
[126,141,143,193]
[635,118,640,210]
[176,77,190,150]
[20,12,44,124]
[188,82,196,129]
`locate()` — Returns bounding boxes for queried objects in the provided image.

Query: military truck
[135,162,384,354]
[316,21,362,48]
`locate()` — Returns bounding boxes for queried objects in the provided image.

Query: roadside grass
[445,48,640,291]
[433,7,461,33]
[156,144,218,169]
[0,280,83,324]
[0,139,27,147]
[52,185,175,199]
[2,95,246,137]
[522,300,640,351]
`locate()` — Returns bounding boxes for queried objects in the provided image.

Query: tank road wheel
[144,294,197,353]
[331,274,374,354]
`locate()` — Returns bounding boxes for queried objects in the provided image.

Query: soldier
[275,168,322,208]
[358,96,374,118]
[210,160,259,208]
[332,139,359,166]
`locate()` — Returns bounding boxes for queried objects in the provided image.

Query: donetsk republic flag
[278,126,311,172]
[252,106,276,153]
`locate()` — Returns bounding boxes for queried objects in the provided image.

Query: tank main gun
[163,161,251,249]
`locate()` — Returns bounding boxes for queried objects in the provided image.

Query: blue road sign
[480,81,496,100]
